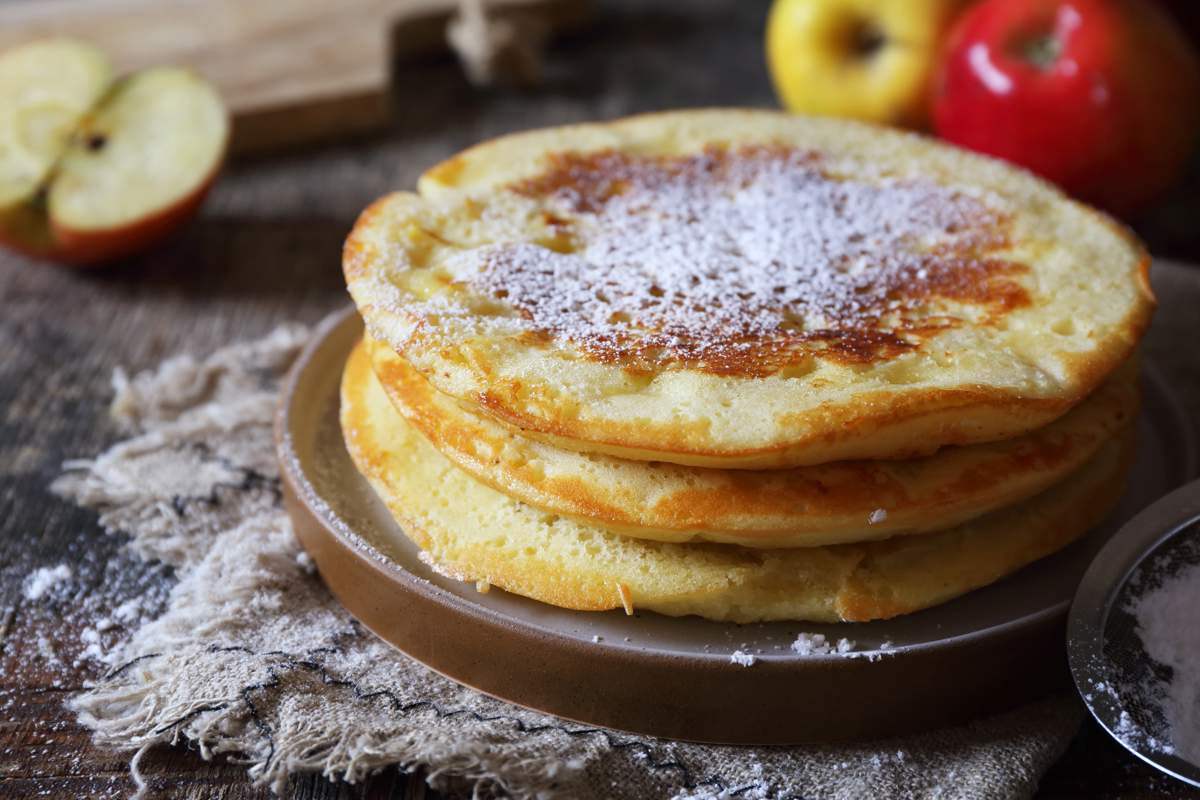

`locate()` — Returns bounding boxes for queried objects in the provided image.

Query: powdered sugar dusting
[444,146,1022,373]
[1128,558,1200,764]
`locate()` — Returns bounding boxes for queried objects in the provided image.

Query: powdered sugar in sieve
[1069,478,1200,788]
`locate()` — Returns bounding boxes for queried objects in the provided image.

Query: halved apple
[0,40,228,266]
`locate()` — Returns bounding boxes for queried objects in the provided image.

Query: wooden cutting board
[0,0,587,157]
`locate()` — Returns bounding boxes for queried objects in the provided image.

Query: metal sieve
[1068,478,1200,788]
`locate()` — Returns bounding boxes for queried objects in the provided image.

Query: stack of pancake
[340,109,1153,624]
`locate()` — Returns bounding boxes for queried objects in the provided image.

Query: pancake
[341,339,1133,623]
[365,335,1138,548]
[345,109,1153,469]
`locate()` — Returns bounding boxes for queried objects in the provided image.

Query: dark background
[1,1,1198,797]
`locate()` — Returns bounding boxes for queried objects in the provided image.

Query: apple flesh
[0,40,112,209]
[0,40,228,265]
[0,39,112,254]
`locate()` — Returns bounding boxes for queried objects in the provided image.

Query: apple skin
[0,172,220,267]
[767,0,970,129]
[933,0,1200,217]
[47,170,220,267]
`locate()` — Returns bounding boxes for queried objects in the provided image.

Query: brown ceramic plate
[276,308,1197,745]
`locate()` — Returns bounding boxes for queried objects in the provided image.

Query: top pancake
[345,109,1153,468]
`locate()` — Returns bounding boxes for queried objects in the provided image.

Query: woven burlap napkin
[51,318,1090,800]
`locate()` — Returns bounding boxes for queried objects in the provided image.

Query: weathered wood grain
[0,0,588,156]
[0,1,1198,797]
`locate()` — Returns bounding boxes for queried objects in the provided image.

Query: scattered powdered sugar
[721,633,896,665]
[296,550,316,575]
[24,564,73,600]
[789,633,896,662]
[1112,708,1175,756]
[36,634,61,667]
[446,147,1017,372]
[3,545,171,691]
[1128,559,1200,764]
[77,626,107,667]
[111,597,148,625]
[790,633,856,656]
[729,649,757,667]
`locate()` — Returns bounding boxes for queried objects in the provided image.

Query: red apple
[932,0,1200,216]
[0,39,229,266]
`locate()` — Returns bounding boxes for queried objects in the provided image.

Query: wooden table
[2,1,1199,796]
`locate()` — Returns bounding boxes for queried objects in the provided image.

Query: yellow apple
[766,0,968,128]
[0,39,228,266]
